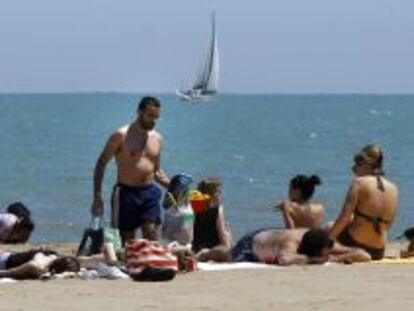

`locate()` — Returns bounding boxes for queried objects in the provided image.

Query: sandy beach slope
[0,243,413,311]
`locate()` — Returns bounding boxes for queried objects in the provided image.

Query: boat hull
[175,90,216,102]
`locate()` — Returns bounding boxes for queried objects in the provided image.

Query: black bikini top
[354,209,389,234]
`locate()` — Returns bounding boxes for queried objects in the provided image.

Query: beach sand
[0,243,413,311]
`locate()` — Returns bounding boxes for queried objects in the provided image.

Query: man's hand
[91,195,104,216]
[329,255,353,264]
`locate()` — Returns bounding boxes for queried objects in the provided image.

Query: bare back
[348,176,398,248]
[287,203,324,229]
[114,125,162,186]
[252,229,306,263]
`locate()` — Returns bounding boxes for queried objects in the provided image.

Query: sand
[0,243,413,311]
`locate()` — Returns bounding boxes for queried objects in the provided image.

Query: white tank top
[0,213,18,242]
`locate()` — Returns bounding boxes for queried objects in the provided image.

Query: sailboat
[176,12,219,101]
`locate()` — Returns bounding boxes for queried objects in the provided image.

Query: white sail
[204,13,219,93]
[178,12,219,100]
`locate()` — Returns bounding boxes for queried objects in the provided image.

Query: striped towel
[126,239,178,274]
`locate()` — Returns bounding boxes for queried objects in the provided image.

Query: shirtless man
[329,145,399,260]
[197,228,370,265]
[91,97,169,243]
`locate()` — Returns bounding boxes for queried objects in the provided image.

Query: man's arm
[154,136,169,189]
[328,180,360,238]
[329,242,371,263]
[91,132,122,216]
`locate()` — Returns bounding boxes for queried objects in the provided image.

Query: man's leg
[120,230,135,246]
[141,221,159,241]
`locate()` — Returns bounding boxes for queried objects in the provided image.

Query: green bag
[103,225,122,252]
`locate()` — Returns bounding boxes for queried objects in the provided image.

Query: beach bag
[126,239,178,281]
[162,203,194,246]
[161,174,194,246]
[77,217,122,256]
[162,173,193,210]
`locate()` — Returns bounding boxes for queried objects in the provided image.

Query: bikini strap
[376,174,385,192]
[354,209,388,234]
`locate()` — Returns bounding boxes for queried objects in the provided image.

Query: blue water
[0,93,413,243]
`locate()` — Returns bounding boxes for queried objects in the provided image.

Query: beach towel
[197,262,281,272]
[363,257,414,264]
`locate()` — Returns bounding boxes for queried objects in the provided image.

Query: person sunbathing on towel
[0,249,118,280]
[197,228,371,266]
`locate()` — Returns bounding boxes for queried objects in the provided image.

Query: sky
[0,0,414,93]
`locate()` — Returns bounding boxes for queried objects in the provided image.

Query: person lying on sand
[197,228,370,266]
[0,248,118,280]
[329,145,398,260]
[0,249,80,279]
[274,175,324,229]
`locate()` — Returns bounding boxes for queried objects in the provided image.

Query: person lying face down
[0,249,80,280]
[275,175,324,229]
[197,228,371,266]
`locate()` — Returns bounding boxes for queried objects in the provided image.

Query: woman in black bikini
[329,145,399,260]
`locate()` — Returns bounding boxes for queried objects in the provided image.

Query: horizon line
[1,91,414,96]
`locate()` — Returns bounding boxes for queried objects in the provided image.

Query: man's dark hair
[138,96,161,112]
[297,229,334,258]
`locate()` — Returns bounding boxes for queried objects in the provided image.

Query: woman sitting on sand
[329,145,399,260]
[192,178,232,254]
[0,203,35,244]
[274,175,324,229]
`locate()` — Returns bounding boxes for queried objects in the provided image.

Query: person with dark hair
[196,228,370,265]
[192,177,232,253]
[0,247,130,280]
[0,249,80,279]
[329,145,399,260]
[91,96,170,244]
[0,202,35,244]
[274,175,324,229]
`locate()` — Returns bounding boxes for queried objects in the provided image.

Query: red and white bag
[125,239,178,274]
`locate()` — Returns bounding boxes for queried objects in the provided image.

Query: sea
[0,93,413,243]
